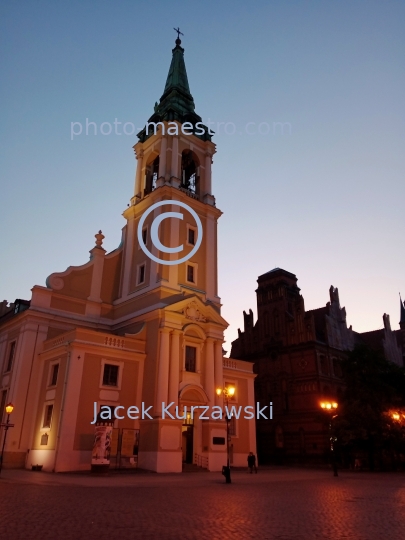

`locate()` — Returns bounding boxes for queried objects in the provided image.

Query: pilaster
[214,340,224,407]
[155,328,171,415]
[204,338,215,404]
[168,330,181,406]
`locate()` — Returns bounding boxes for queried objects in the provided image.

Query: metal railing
[194,453,208,468]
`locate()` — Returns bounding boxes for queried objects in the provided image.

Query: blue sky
[1,0,404,349]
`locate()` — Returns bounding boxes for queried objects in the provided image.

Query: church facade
[0,38,257,473]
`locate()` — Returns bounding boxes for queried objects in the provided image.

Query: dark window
[185,346,196,372]
[138,264,145,284]
[188,228,195,245]
[50,364,59,386]
[43,404,53,428]
[103,364,119,386]
[6,342,16,372]
[212,437,225,445]
[142,228,147,245]
[144,156,159,194]
[274,310,280,333]
[181,150,199,194]
[320,355,328,374]
[333,359,342,378]
[264,311,270,336]
[187,265,194,283]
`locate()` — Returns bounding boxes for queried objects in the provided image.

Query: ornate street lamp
[320,401,338,477]
[216,385,235,484]
[0,403,15,476]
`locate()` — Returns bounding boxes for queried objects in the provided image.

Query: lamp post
[320,401,338,477]
[0,403,15,476]
[216,385,235,484]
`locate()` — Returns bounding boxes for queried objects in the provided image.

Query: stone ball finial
[95,230,105,248]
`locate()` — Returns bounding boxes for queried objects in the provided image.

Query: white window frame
[99,359,124,390]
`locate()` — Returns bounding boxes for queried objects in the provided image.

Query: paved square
[0,468,404,539]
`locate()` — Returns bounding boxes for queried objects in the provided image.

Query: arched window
[145,155,159,194]
[181,150,199,194]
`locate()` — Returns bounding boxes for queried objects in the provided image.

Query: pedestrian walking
[247,452,257,474]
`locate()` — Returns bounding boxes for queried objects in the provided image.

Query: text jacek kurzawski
[90,402,273,424]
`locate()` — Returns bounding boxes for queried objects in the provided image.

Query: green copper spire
[137,34,212,142]
[163,38,192,96]
[158,37,195,116]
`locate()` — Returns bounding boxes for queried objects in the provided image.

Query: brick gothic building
[230,268,404,463]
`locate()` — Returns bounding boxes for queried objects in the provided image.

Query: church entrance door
[182,425,194,464]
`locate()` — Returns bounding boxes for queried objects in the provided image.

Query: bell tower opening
[181,150,199,196]
[144,155,160,196]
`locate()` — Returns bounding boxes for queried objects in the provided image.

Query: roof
[137,38,212,142]
[354,329,385,351]
[258,268,297,281]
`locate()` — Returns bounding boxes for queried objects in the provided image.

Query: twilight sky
[1,0,404,351]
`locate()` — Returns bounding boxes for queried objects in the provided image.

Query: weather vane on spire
[173,27,184,42]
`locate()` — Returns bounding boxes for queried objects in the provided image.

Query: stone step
[182,463,208,473]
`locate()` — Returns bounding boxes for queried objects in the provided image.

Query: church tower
[115,35,230,472]
[118,35,220,310]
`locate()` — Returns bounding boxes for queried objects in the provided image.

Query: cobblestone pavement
[0,468,404,540]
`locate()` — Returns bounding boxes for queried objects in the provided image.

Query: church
[0,36,257,473]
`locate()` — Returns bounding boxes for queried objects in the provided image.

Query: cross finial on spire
[173,27,184,45]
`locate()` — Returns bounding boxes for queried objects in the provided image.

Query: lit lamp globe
[320,401,338,411]
[5,403,14,415]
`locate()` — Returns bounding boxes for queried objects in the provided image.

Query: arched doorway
[179,385,209,466]
[182,410,194,464]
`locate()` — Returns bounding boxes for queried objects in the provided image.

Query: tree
[336,345,405,470]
